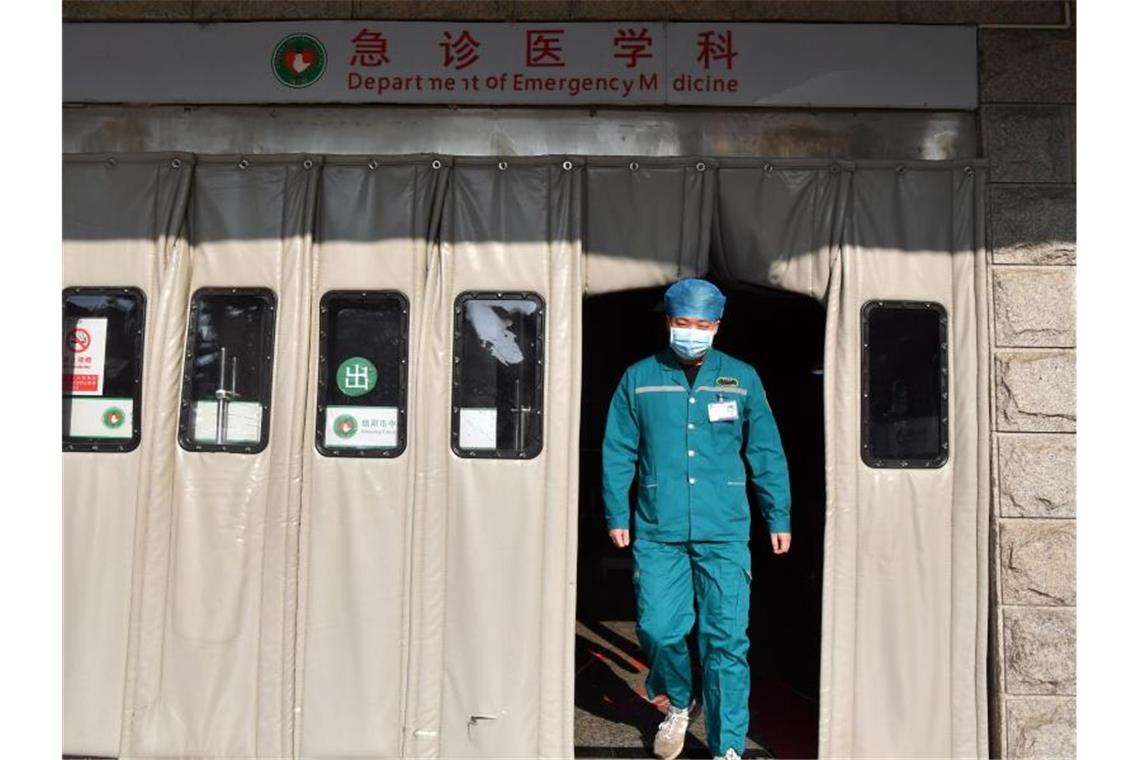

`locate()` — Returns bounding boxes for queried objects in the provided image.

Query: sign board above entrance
[63,22,976,109]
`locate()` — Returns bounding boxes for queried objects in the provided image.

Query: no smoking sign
[63,318,107,396]
[66,327,92,353]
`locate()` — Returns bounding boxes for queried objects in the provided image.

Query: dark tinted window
[316,291,409,457]
[452,292,545,459]
[62,287,146,452]
[861,301,948,468]
[178,288,276,453]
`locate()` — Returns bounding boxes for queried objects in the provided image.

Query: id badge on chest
[707,399,739,422]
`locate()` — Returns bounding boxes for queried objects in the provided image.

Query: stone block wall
[62,0,1074,24]
[982,21,1076,760]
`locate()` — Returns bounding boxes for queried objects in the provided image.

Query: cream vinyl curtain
[715,160,990,758]
[63,154,988,760]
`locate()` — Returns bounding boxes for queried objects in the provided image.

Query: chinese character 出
[441,30,480,70]
[526,28,565,67]
[696,29,737,70]
[351,28,390,67]
[343,363,371,390]
[612,27,654,68]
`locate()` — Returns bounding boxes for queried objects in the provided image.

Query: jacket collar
[656,347,724,386]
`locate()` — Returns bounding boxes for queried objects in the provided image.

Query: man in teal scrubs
[602,278,791,760]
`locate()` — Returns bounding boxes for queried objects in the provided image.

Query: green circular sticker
[272,33,327,89]
[332,414,358,439]
[102,407,126,429]
[336,356,377,397]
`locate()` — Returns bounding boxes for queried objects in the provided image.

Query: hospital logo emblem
[716,376,739,387]
[272,33,327,88]
[333,414,358,439]
[102,407,126,429]
[336,356,377,397]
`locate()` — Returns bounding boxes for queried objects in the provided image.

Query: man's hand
[770,533,791,554]
[609,529,630,548]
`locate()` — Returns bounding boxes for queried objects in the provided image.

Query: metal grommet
[695,161,707,172]
[497,160,508,171]
[763,162,773,174]
[105,157,116,168]
[562,160,573,171]
[431,159,442,170]
[829,163,840,175]
[238,158,250,170]
[368,159,379,170]
[171,158,182,169]
[629,161,639,172]
[964,165,974,176]
[895,163,906,175]
[303,158,314,169]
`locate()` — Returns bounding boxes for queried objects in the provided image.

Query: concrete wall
[981,20,1077,760]
[62,2,1078,758]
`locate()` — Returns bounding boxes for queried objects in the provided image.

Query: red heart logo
[287,48,314,74]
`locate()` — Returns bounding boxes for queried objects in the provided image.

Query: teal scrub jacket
[602,348,791,542]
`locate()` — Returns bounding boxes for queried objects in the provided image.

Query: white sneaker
[713,748,743,760]
[653,704,690,760]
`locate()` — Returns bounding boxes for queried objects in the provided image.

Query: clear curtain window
[62,287,146,452]
[179,288,276,453]
[861,300,949,468]
[317,291,409,457]
[452,293,545,459]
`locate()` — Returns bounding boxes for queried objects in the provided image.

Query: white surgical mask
[669,326,714,360]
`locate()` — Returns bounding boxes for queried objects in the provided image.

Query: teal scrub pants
[633,539,752,757]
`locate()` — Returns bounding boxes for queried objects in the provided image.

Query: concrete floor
[575,619,785,759]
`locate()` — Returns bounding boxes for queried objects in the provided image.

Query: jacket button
[687,423,695,430]
[689,397,696,404]
[688,450,695,457]
[688,477,696,485]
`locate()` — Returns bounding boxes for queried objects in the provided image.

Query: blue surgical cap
[664,278,726,321]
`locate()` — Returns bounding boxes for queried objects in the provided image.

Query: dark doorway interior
[575,282,825,759]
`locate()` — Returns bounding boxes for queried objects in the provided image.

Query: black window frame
[177,286,277,455]
[860,299,949,469]
[315,289,410,459]
[62,286,147,454]
[451,290,546,460]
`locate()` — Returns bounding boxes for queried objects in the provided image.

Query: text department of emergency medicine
[346,71,740,96]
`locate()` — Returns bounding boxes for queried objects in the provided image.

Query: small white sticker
[708,400,739,422]
[67,397,133,439]
[193,401,263,444]
[63,317,108,396]
[459,408,498,450]
[324,406,399,449]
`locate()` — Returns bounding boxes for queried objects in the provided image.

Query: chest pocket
[699,389,747,453]
[634,385,687,427]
